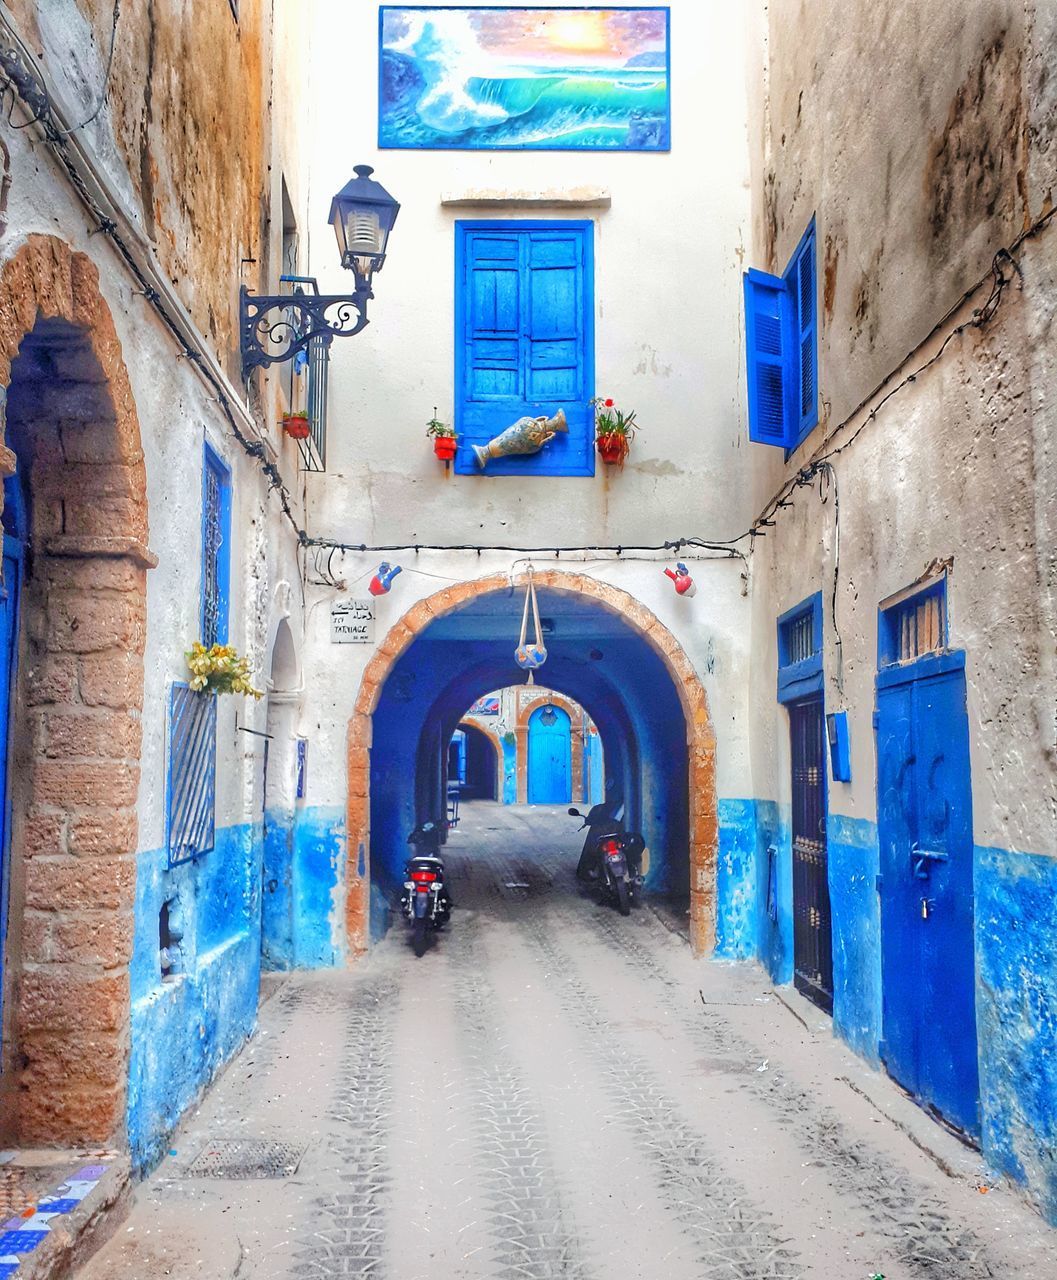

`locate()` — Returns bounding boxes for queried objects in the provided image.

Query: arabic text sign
[331,599,375,644]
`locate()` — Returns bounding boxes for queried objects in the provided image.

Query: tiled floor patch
[185,1139,306,1179]
[0,1163,107,1272]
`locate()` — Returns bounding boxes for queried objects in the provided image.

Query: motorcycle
[399,820,452,957]
[569,805,646,917]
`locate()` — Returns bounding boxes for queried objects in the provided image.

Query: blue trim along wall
[129,805,346,1173]
[712,799,1057,1223]
[976,844,1057,1223]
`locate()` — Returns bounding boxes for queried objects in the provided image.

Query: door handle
[910,841,948,879]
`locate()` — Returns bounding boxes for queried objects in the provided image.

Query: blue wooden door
[876,655,979,1135]
[455,222,594,476]
[0,474,26,1020]
[528,706,571,805]
[585,728,604,806]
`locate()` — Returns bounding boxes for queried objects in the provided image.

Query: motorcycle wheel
[616,879,631,917]
[413,915,429,957]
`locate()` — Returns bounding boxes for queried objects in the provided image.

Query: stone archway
[456,719,503,801]
[348,573,716,957]
[513,690,588,805]
[0,236,151,1146]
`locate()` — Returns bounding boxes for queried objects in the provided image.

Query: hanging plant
[592,396,640,466]
[514,570,547,685]
[282,412,312,440]
[426,409,458,462]
[187,643,263,698]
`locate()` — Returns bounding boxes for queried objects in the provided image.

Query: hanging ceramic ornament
[514,571,547,684]
[664,562,697,597]
[369,562,403,596]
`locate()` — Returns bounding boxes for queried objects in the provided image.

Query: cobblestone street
[81,805,1057,1279]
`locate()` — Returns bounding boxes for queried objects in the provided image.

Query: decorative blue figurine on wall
[369,562,403,596]
[664,562,696,597]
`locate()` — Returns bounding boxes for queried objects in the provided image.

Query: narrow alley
[81,805,1054,1280]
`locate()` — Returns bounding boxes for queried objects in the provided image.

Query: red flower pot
[433,435,458,461]
[283,415,311,440]
[597,433,627,465]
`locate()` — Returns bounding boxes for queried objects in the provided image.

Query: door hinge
[875,874,883,894]
[872,710,880,730]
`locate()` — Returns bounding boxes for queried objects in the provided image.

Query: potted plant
[426,409,457,462]
[187,643,263,698]
[592,397,640,466]
[282,411,311,440]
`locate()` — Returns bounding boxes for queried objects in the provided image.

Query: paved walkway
[81,804,1056,1279]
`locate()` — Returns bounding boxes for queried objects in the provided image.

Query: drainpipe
[0,3,275,460]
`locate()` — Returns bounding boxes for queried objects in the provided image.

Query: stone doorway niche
[262,616,302,970]
[0,236,150,1147]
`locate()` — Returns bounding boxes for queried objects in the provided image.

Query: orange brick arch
[0,235,152,1147]
[347,572,717,957]
[455,718,504,799]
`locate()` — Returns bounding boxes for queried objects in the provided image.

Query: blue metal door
[876,654,979,1135]
[528,706,571,805]
[0,474,26,1018]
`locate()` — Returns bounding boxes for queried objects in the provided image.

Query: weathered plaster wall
[7,0,273,379]
[743,0,1057,1222]
[0,0,311,1168]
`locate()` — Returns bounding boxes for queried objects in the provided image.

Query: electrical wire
[0,15,1051,569]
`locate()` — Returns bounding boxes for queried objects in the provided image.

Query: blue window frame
[454,220,595,476]
[878,575,948,669]
[167,682,217,866]
[777,591,823,704]
[201,444,232,647]
[744,219,818,452]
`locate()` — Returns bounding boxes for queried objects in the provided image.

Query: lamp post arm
[240,285,372,377]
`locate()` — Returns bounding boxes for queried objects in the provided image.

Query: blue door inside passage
[527,705,572,805]
[876,653,979,1135]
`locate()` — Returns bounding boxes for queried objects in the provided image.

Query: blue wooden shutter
[794,228,818,439]
[744,268,792,448]
[456,222,594,476]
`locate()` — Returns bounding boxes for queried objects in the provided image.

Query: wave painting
[379,7,670,151]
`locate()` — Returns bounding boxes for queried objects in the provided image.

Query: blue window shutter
[793,225,818,440]
[201,445,232,646]
[744,268,793,448]
[455,221,594,477]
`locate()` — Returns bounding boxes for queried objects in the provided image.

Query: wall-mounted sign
[331,599,375,644]
[468,695,500,716]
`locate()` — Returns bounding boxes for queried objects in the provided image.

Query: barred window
[201,446,231,647]
[880,577,947,666]
[167,684,217,865]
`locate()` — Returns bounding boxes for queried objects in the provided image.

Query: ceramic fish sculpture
[473,408,567,468]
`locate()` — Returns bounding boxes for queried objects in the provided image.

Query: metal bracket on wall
[239,285,368,377]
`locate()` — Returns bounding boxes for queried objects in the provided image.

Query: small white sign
[331,598,375,644]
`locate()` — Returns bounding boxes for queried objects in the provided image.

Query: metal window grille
[784,609,816,664]
[305,333,329,469]
[168,684,217,866]
[202,460,224,647]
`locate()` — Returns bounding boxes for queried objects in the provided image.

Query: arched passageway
[348,573,717,955]
[0,236,151,1146]
[454,721,500,801]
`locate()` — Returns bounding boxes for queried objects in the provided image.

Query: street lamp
[240,165,400,378]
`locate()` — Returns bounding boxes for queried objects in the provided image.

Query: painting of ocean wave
[379,7,670,151]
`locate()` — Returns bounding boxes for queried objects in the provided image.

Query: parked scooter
[570,805,646,916]
[400,821,452,957]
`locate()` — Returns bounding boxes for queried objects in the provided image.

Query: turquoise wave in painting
[380,50,669,151]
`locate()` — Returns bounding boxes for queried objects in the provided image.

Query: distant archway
[455,719,501,800]
[514,690,587,804]
[347,572,717,957]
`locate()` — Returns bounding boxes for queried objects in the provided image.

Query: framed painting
[379,6,670,151]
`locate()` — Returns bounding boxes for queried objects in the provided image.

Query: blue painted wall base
[976,844,1057,1224]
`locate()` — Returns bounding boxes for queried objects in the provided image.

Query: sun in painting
[542,11,611,55]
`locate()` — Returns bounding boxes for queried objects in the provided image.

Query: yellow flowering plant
[186,643,263,698]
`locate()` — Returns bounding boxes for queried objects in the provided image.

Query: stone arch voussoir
[0,234,152,1147]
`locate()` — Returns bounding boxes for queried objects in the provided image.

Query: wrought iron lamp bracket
[239,284,371,377]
